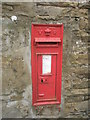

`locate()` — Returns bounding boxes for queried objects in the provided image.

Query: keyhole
[41,79,43,83]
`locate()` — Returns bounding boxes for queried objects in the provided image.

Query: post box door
[37,54,57,100]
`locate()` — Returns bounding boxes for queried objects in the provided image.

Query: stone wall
[2,1,89,118]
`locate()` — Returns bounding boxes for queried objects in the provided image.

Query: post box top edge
[31,23,63,27]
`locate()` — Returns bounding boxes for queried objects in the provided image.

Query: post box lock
[40,77,48,84]
[31,24,63,106]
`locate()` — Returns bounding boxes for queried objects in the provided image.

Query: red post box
[31,24,63,106]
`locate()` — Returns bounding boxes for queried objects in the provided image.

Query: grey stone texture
[2,1,89,118]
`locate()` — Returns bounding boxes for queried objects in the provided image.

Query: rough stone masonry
[1,1,90,118]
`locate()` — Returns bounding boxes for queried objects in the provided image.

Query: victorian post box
[31,24,63,106]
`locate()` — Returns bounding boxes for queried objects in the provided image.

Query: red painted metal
[35,38,61,42]
[31,23,63,106]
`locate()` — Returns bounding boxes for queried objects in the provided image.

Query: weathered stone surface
[16,100,30,117]
[2,4,13,11]
[2,105,22,118]
[79,17,88,30]
[78,1,90,9]
[64,101,88,115]
[70,8,88,17]
[72,80,88,89]
[65,95,84,103]
[36,2,78,8]
[65,88,88,96]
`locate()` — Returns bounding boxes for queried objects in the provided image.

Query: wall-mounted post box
[31,24,63,106]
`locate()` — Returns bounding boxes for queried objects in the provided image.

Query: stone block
[72,80,88,89]
[79,17,88,30]
[64,101,88,115]
[65,95,85,103]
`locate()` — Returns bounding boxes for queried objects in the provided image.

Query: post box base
[33,101,60,106]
